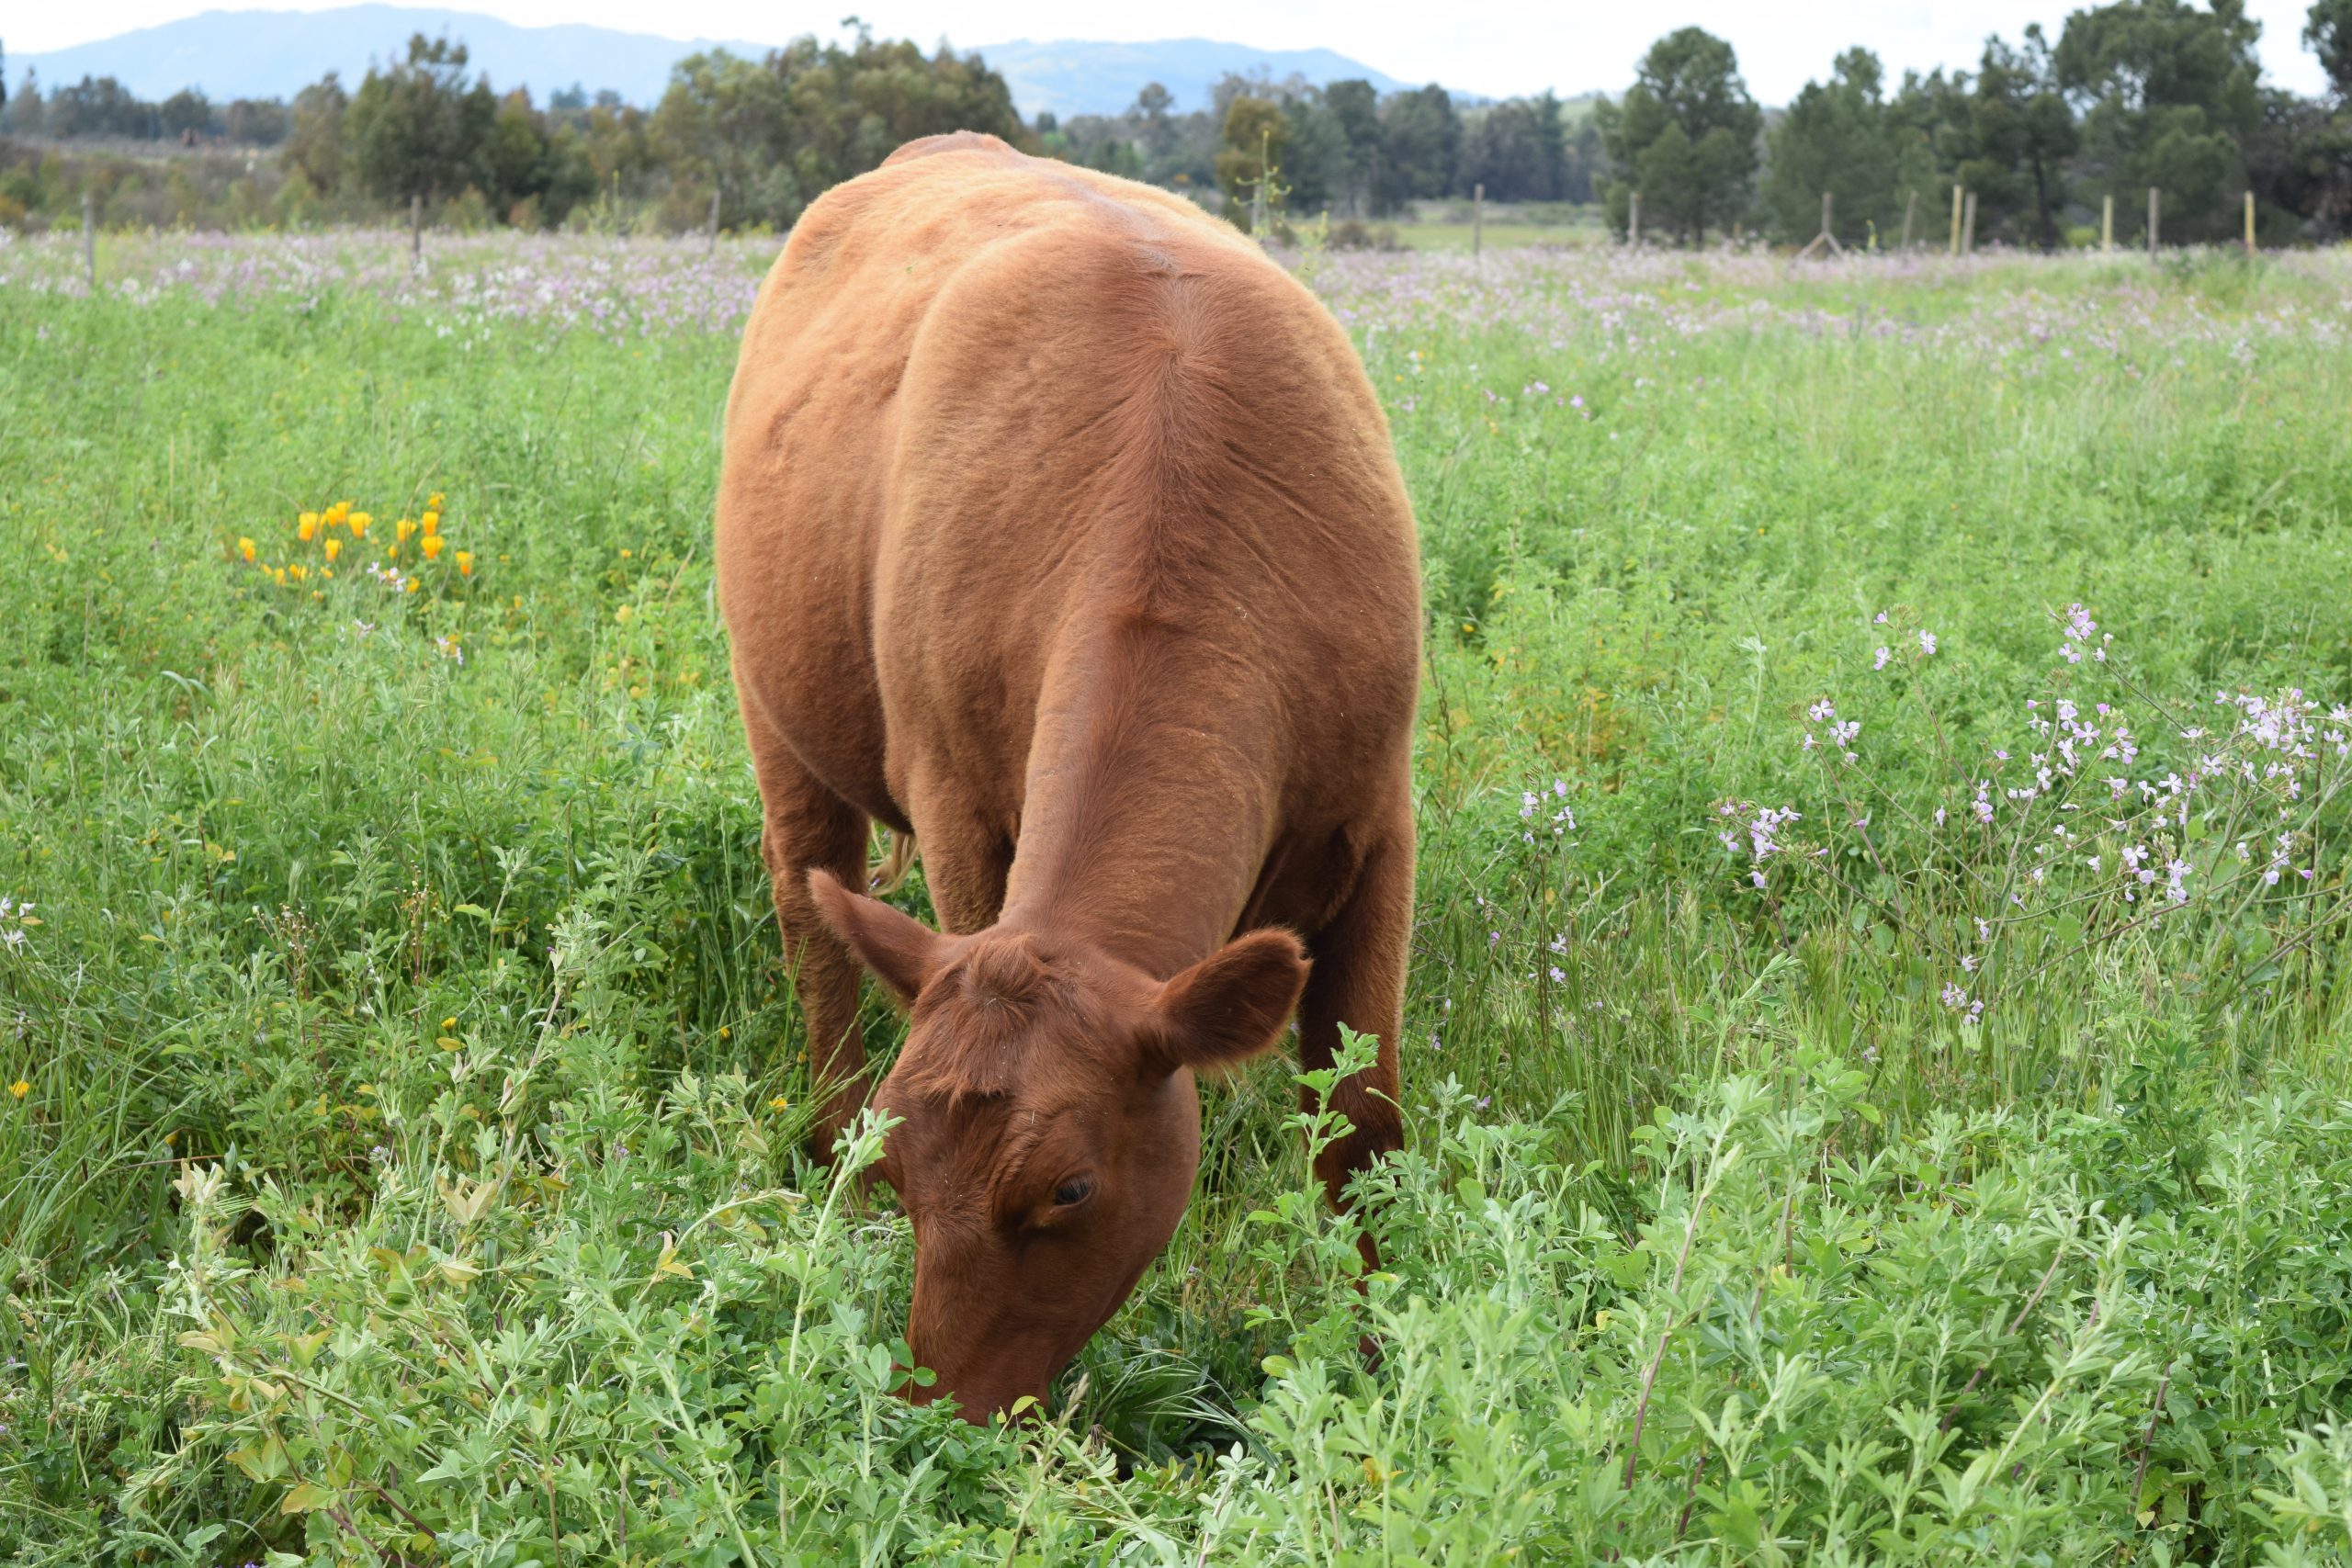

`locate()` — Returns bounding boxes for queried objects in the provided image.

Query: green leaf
[280,1480,335,1515]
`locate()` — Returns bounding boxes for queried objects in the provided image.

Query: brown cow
[714,132,1420,1420]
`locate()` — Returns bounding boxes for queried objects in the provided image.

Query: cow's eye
[1053,1178,1093,1208]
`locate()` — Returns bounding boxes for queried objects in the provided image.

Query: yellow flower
[288,562,308,581]
[396,517,417,544]
[615,604,634,623]
[421,535,446,560]
[386,544,400,560]
[442,1017,457,1031]
[323,538,342,562]
[325,502,350,527]
[455,550,474,577]
[272,567,288,586]
[404,580,420,594]
[237,536,256,562]
[428,491,446,510]
[421,511,440,536]
[347,512,371,538]
[769,1095,790,1112]
[297,512,320,541]
[8,1080,28,1100]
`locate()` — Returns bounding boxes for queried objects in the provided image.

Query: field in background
[1388,198,1605,250]
[7,232,2352,1562]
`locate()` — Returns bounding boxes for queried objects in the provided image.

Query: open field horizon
[7,235,2352,1562]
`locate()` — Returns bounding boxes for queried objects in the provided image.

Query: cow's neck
[997,607,1276,979]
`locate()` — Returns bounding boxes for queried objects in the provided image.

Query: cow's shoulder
[882,131,1021,168]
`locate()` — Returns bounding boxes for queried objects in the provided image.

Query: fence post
[707,186,721,254]
[1250,127,1270,238]
[1900,188,1917,250]
[2101,193,2113,254]
[83,191,97,292]
[2244,189,2255,255]
[411,193,423,266]
[1472,182,1483,259]
[1628,189,1641,246]
[1822,190,1834,244]
[1962,189,1977,254]
[2147,186,2159,256]
[1948,183,1963,256]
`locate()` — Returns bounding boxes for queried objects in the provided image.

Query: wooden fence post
[411,193,423,266]
[2101,193,2113,254]
[1948,184,1963,256]
[1473,182,1484,258]
[1962,189,1978,254]
[1628,189,1641,246]
[1796,192,1843,261]
[2244,189,2256,254]
[83,191,97,291]
[707,186,720,254]
[1900,188,1917,250]
[2147,186,2159,256]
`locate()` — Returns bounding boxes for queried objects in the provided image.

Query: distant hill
[10,10,1443,117]
[12,6,776,106]
[970,38,1419,119]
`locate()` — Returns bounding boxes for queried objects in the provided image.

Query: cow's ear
[1145,929,1310,1077]
[808,870,953,1006]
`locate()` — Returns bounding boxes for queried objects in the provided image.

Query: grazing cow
[715,131,1420,1420]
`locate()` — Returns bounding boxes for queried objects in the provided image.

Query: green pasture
[6,240,2352,1563]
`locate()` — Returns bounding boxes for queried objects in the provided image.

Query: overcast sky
[10,0,2335,99]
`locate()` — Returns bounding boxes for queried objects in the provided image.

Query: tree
[1133,81,1177,162]
[2279,0,2352,231]
[1597,28,1762,242]
[284,74,349,194]
[649,49,788,222]
[48,75,158,139]
[1378,84,1460,210]
[346,36,497,209]
[1968,28,2077,248]
[482,89,554,217]
[4,70,35,136]
[650,25,1023,230]
[1216,95,1288,229]
[2056,0,2262,240]
[1562,117,1606,203]
[223,98,289,145]
[2312,0,2352,95]
[1461,96,1569,202]
[160,87,214,141]
[1762,49,1901,243]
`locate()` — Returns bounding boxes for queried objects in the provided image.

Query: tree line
[0,25,1025,231]
[3,0,2348,243]
[1038,78,1603,219]
[1603,0,2352,245]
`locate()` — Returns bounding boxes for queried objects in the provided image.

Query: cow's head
[808,870,1307,1420]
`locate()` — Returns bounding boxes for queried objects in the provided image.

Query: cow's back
[717,133,1419,846]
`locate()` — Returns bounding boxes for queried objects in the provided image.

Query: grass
[6,233,2352,1563]
[1384,199,1606,250]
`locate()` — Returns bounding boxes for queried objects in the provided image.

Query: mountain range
[9,7,1429,117]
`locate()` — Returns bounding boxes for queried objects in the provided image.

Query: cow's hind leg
[1296,816,1413,1265]
[742,701,871,1160]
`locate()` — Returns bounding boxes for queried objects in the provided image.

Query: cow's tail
[869,829,918,896]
